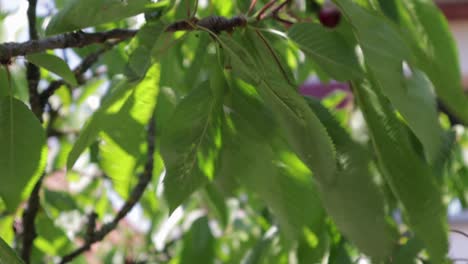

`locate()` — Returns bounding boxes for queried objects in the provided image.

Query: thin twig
[247,0,258,15]
[255,0,293,25]
[192,0,199,18]
[268,0,294,26]
[451,229,468,239]
[58,118,157,264]
[256,0,277,20]
[0,29,138,63]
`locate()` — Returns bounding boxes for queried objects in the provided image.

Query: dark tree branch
[438,100,468,126]
[39,40,124,109]
[20,175,44,264]
[21,1,42,263]
[25,0,42,120]
[165,15,247,34]
[27,0,39,41]
[58,118,157,264]
[85,212,98,243]
[0,29,138,63]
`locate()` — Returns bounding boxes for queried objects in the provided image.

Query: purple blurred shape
[300,78,352,109]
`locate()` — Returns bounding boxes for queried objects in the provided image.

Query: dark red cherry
[318,7,341,28]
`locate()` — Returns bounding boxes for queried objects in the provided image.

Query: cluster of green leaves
[1,0,468,263]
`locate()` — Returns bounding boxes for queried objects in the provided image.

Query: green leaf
[240,30,295,87]
[204,184,228,228]
[296,226,328,264]
[0,68,9,98]
[241,227,278,264]
[154,87,177,135]
[288,23,363,81]
[0,96,46,211]
[402,70,446,162]
[0,216,14,245]
[26,53,77,86]
[333,0,445,163]
[45,0,170,35]
[99,64,160,198]
[124,21,166,80]
[26,53,78,86]
[180,216,215,264]
[35,212,73,255]
[185,33,210,89]
[306,97,397,259]
[352,79,448,262]
[219,83,325,242]
[43,190,80,217]
[66,79,133,169]
[377,0,401,24]
[218,32,337,186]
[67,22,165,169]
[328,240,352,264]
[407,0,468,124]
[160,79,224,211]
[391,238,424,264]
[0,236,24,264]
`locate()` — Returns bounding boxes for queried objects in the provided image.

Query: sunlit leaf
[67,22,165,169]
[35,212,73,255]
[100,64,160,198]
[0,215,14,245]
[0,236,24,264]
[218,31,337,187]
[218,82,325,242]
[66,79,133,169]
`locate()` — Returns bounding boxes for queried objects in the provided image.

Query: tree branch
[58,118,157,264]
[25,0,42,120]
[20,1,42,263]
[0,29,137,64]
[165,15,247,34]
[20,175,44,264]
